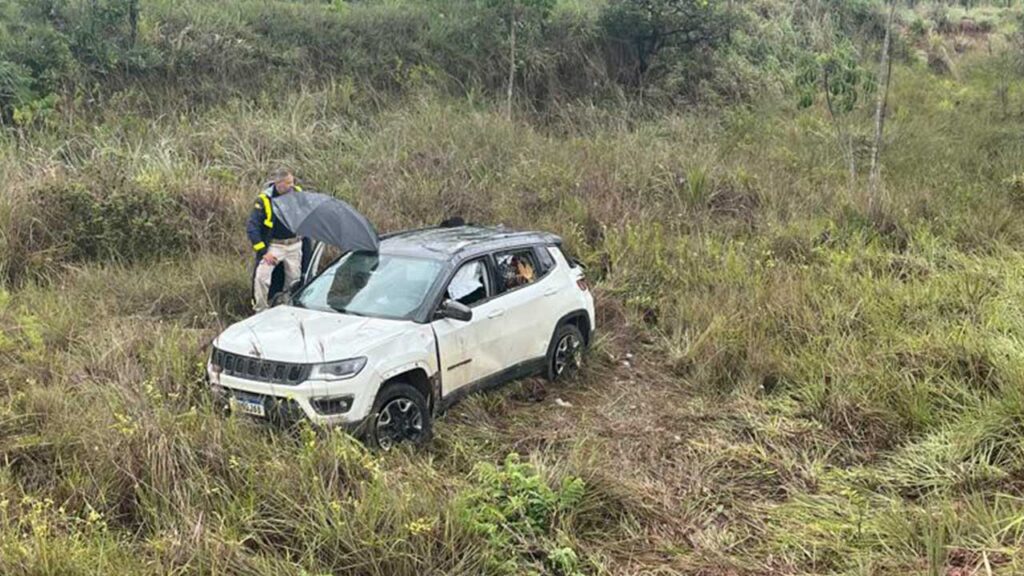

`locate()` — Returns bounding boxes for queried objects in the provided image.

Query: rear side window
[535,245,556,275]
[558,245,579,268]
[494,249,540,293]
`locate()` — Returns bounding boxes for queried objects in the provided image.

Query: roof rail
[379,225,443,240]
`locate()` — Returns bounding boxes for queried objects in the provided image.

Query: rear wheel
[546,323,585,381]
[366,382,432,450]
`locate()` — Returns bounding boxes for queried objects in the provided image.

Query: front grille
[210,348,311,385]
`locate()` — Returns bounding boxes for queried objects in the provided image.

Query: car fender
[363,324,439,393]
[379,359,436,383]
[552,309,592,344]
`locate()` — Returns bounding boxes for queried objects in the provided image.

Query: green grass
[2,4,1024,574]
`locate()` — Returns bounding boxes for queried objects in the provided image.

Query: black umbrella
[272,191,380,253]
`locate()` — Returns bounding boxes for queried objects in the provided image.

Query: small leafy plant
[458,453,587,575]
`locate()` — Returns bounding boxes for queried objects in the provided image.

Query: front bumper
[207,363,375,428]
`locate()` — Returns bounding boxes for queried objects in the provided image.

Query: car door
[302,240,325,286]
[431,258,506,397]
[532,245,578,348]
[489,246,556,368]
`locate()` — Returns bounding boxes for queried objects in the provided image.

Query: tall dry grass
[2,16,1024,575]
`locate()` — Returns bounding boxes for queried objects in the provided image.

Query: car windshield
[294,251,443,320]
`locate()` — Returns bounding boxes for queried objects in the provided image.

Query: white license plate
[230,397,266,418]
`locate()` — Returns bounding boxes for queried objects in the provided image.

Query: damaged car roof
[379,226,561,260]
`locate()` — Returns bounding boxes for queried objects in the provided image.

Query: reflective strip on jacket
[246,184,302,255]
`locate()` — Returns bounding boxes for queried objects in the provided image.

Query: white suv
[208,226,595,449]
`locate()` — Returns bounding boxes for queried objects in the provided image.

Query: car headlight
[309,357,367,381]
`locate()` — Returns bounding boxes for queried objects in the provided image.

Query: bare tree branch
[868,0,896,211]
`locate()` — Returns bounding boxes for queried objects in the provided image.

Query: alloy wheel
[553,333,582,377]
[375,397,424,450]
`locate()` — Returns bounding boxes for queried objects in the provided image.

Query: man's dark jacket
[246,183,315,304]
[246,184,302,257]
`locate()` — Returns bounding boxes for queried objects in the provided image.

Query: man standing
[248,168,303,312]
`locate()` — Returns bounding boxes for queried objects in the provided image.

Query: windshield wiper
[331,306,367,317]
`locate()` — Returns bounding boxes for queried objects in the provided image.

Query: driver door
[431,258,505,397]
[265,240,328,307]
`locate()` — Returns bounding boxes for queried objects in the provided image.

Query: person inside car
[498,253,535,290]
[514,254,535,285]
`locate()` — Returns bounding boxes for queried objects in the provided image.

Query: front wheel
[366,382,432,451]
[546,324,585,381]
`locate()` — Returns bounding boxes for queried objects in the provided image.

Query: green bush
[0,18,75,122]
[457,453,587,574]
[31,180,189,263]
[0,60,33,122]
[0,0,851,117]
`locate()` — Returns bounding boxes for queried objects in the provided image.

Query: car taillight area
[576,276,589,291]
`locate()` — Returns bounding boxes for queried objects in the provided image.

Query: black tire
[546,323,585,381]
[366,382,432,450]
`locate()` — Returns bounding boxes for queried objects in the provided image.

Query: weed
[457,453,587,574]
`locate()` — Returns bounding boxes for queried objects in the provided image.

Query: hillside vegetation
[2,0,1024,574]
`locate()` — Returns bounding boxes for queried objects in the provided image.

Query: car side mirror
[438,299,472,322]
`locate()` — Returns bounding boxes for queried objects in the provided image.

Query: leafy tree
[0,0,151,122]
[796,39,875,186]
[599,0,734,95]
[55,0,148,75]
[0,3,75,123]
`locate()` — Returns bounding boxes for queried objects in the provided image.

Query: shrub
[457,453,587,574]
[30,180,188,264]
[0,0,836,116]
[0,60,33,123]
[0,19,75,122]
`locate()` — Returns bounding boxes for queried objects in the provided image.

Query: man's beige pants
[253,241,303,312]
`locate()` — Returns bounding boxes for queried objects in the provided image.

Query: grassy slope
[3,13,1024,576]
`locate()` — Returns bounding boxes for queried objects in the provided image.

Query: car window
[535,245,556,275]
[294,252,443,320]
[494,248,540,294]
[446,259,490,306]
[315,244,344,276]
[558,245,579,268]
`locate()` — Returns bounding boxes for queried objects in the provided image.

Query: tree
[796,41,875,188]
[487,0,555,120]
[868,0,896,210]
[599,0,732,96]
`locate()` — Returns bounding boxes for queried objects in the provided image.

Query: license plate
[230,396,266,418]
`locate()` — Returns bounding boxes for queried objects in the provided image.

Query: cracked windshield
[295,252,442,319]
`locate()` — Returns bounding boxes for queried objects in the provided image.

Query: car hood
[213,305,411,364]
